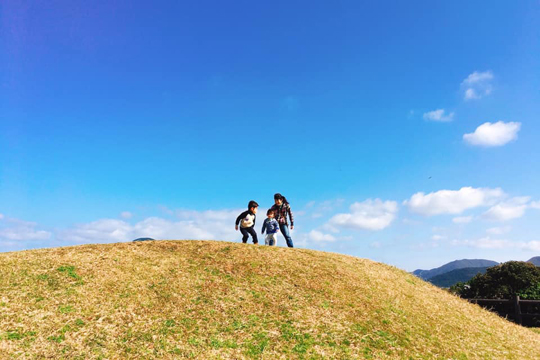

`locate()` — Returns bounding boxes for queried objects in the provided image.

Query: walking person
[235,200,259,244]
[270,193,294,248]
[261,209,279,246]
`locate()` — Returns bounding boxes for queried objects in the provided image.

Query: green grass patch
[58,305,75,313]
[244,331,269,357]
[57,265,81,280]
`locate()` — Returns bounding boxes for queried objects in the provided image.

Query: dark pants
[240,226,258,244]
[279,223,294,248]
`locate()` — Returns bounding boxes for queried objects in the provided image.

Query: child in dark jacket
[235,200,259,244]
[261,209,279,246]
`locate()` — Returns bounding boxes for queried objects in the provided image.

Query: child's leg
[247,227,258,244]
[240,228,249,243]
[265,234,271,246]
[269,234,277,246]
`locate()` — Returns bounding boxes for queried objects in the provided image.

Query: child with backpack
[235,200,259,244]
[261,209,279,246]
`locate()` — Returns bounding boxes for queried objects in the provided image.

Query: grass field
[1,240,539,359]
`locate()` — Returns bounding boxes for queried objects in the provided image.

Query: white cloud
[523,241,540,251]
[158,205,175,216]
[431,235,446,241]
[0,214,4,220]
[120,211,133,219]
[463,71,494,85]
[57,208,245,244]
[307,199,345,212]
[308,230,336,242]
[482,196,530,221]
[486,226,511,235]
[423,109,454,122]
[461,71,494,100]
[452,237,513,249]
[453,237,540,251]
[404,187,504,216]
[321,223,340,233]
[452,216,473,224]
[0,218,51,241]
[464,88,478,100]
[328,199,398,231]
[135,217,217,240]
[463,121,521,147]
[530,201,540,210]
[305,201,316,208]
[56,219,134,243]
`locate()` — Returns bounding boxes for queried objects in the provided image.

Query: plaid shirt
[270,203,294,226]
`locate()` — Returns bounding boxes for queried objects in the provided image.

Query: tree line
[449,261,540,299]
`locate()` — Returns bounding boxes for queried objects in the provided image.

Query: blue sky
[1,1,539,271]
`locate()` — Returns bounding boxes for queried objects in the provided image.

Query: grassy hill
[1,241,539,359]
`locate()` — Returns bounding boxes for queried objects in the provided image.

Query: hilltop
[1,241,539,359]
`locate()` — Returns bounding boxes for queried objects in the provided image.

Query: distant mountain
[428,267,490,288]
[528,256,540,266]
[413,259,499,280]
[133,237,155,242]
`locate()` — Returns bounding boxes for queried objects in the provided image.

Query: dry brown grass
[1,240,539,359]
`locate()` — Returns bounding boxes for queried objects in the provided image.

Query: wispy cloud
[529,201,540,210]
[56,219,135,244]
[463,71,494,85]
[56,209,245,244]
[463,121,521,147]
[461,70,494,100]
[452,237,540,251]
[308,230,337,242]
[486,226,511,235]
[452,216,473,224]
[0,217,51,242]
[423,109,454,122]
[464,88,479,100]
[120,211,133,219]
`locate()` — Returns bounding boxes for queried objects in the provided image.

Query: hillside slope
[1,241,539,359]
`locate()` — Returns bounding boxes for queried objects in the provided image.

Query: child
[261,209,279,246]
[235,200,259,244]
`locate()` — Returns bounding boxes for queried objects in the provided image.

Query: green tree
[518,283,540,300]
[457,261,540,299]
